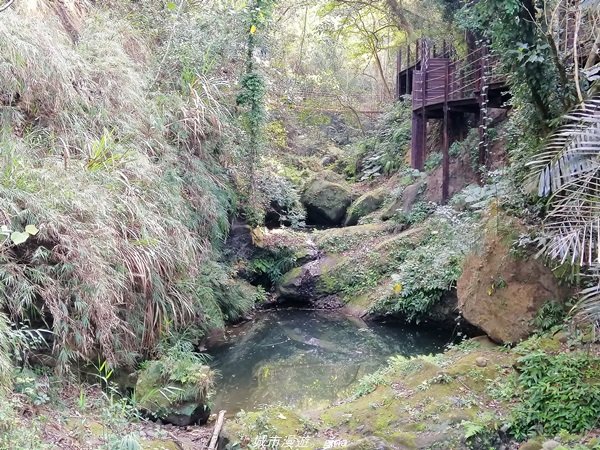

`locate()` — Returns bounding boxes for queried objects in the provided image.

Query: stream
[208,309,453,414]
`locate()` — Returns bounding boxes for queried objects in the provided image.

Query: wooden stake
[208,410,226,450]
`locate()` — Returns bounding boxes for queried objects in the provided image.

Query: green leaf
[25,224,39,236]
[166,1,176,11]
[10,231,29,245]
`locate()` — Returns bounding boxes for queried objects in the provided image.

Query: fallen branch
[208,410,226,450]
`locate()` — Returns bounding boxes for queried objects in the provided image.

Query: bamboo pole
[208,410,226,450]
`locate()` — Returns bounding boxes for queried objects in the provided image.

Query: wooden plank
[208,410,227,450]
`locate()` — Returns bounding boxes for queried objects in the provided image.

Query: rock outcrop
[457,216,569,344]
[344,188,386,226]
[301,172,353,226]
[381,180,425,221]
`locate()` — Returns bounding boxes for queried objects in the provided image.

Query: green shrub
[533,301,565,332]
[511,351,600,439]
[371,211,479,322]
[247,248,297,287]
[355,102,412,180]
[393,201,436,227]
[250,167,306,228]
[135,340,213,419]
[0,315,13,393]
[424,151,443,172]
[0,2,245,370]
[0,393,44,449]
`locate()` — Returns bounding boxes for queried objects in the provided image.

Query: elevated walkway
[396,39,510,200]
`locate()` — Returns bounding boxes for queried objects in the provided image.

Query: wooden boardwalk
[396,39,510,200]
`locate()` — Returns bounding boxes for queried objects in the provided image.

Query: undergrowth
[343,101,412,180]
[510,351,600,439]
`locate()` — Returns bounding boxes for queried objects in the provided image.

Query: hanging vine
[237,0,277,197]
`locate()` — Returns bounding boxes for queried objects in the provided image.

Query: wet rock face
[301,173,353,226]
[457,216,569,344]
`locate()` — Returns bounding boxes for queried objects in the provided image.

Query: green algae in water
[208,310,452,413]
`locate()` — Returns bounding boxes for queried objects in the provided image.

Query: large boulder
[301,172,352,226]
[344,188,386,226]
[457,216,569,344]
[135,356,212,427]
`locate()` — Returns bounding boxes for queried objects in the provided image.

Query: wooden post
[420,40,428,171]
[442,59,450,202]
[208,410,227,450]
[411,111,423,170]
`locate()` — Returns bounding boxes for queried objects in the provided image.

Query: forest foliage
[0,0,599,446]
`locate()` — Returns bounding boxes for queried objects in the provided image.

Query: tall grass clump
[0,1,251,370]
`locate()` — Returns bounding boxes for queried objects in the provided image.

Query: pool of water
[208,309,453,414]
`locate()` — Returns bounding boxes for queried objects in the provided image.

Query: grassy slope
[0,1,253,366]
[0,1,258,447]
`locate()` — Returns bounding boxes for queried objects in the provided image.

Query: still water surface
[209,309,453,413]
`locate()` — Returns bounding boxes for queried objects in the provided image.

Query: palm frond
[573,283,600,331]
[528,95,600,266]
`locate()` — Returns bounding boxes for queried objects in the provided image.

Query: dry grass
[0,2,251,369]
[0,314,13,391]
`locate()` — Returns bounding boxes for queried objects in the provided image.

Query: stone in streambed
[277,255,344,303]
[475,357,488,367]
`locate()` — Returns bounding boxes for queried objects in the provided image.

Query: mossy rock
[135,358,212,427]
[317,342,516,449]
[457,213,570,343]
[221,406,313,448]
[301,173,352,226]
[344,189,386,226]
[518,439,544,450]
[314,222,391,254]
[277,255,345,302]
[141,440,182,450]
